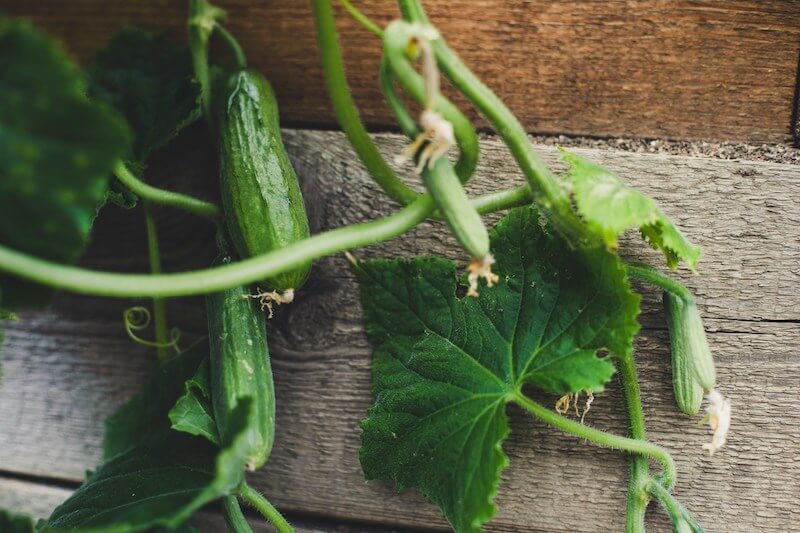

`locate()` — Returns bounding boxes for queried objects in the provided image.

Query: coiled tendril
[123,306,181,354]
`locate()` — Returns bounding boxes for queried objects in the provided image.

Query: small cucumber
[663,291,716,414]
[216,69,311,292]
[422,157,490,259]
[207,260,275,470]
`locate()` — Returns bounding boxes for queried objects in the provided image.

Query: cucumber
[422,157,490,259]
[216,69,311,292]
[207,260,275,470]
[663,291,715,414]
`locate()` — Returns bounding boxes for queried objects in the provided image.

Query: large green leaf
[103,339,209,459]
[0,20,131,308]
[88,27,199,161]
[562,150,701,269]
[43,401,251,532]
[355,206,640,532]
[88,27,200,208]
[0,510,34,532]
[169,358,219,445]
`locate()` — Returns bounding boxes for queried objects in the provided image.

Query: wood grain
[1,130,798,531]
[1,1,798,143]
[0,477,406,532]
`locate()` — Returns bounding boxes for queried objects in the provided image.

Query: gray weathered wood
[0,477,399,532]
[1,130,798,531]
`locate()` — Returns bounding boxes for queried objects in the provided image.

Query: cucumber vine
[0,2,731,532]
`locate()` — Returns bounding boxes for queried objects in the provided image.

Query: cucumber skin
[207,281,275,470]
[663,291,711,414]
[422,157,490,258]
[216,69,311,291]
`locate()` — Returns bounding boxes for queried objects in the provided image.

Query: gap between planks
[1,131,798,531]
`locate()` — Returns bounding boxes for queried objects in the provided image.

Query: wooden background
[1,1,799,532]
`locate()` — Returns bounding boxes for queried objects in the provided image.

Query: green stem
[379,56,419,139]
[314,0,533,216]
[216,24,247,68]
[398,0,588,246]
[618,353,653,533]
[222,495,253,533]
[513,391,676,489]
[114,161,220,219]
[381,21,479,182]
[340,0,382,37]
[625,262,694,302]
[239,481,293,533]
[0,196,435,298]
[143,203,169,362]
[472,184,532,215]
[312,0,419,206]
[647,480,704,532]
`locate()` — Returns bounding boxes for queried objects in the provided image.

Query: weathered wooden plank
[0,477,405,532]
[1,1,798,143]
[0,131,798,531]
[1,316,798,532]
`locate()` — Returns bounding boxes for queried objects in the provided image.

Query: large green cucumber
[207,267,275,470]
[216,69,311,292]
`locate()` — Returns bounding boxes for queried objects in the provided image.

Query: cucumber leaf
[355,207,640,532]
[88,27,200,208]
[561,150,701,269]
[0,20,131,308]
[169,358,219,445]
[103,339,209,459]
[0,510,34,532]
[43,401,251,532]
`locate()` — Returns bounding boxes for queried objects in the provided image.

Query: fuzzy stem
[398,0,589,246]
[625,262,694,302]
[114,161,220,219]
[315,0,535,216]
[312,0,419,206]
[647,479,705,532]
[340,0,382,37]
[143,203,169,362]
[239,482,293,533]
[618,353,654,533]
[0,196,435,298]
[215,24,247,68]
[513,391,676,489]
[222,495,253,533]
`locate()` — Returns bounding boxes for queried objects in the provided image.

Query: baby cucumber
[423,157,490,259]
[663,291,716,414]
[207,259,275,470]
[216,69,311,292]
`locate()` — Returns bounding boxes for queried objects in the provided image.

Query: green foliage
[561,150,701,269]
[169,358,220,445]
[103,339,209,458]
[87,27,200,208]
[88,27,199,163]
[355,207,640,531]
[0,20,131,308]
[0,509,34,532]
[43,402,252,531]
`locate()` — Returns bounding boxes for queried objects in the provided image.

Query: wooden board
[0,477,404,532]
[1,130,798,531]
[1,1,798,144]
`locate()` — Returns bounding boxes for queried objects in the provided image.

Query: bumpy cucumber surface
[663,291,713,414]
[216,69,311,292]
[207,270,275,470]
[422,157,490,259]
[664,292,704,415]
